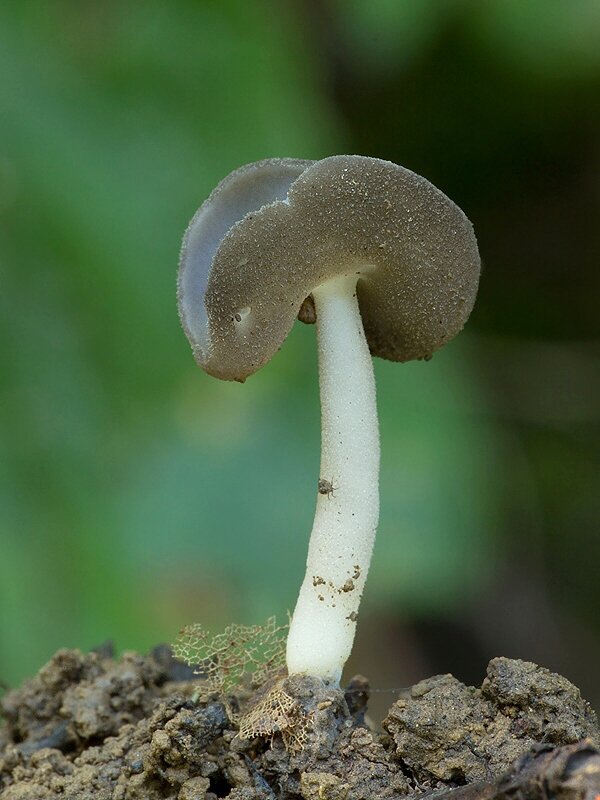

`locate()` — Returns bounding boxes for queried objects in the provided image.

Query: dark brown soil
[0,645,598,799]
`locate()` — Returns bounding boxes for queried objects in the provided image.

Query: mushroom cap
[178,155,480,382]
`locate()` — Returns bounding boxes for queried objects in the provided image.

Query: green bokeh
[2,0,598,698]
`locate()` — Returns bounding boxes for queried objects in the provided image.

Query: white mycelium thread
[286,273,380,684]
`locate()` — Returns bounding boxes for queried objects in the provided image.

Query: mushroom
[178,155,480,684]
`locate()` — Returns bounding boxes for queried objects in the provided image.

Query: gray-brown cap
[178,155,480,382]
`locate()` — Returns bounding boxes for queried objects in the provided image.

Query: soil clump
[1,645,598,799]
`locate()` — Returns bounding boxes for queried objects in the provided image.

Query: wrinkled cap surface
[178,155,481,381]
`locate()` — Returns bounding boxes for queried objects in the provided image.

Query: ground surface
[1,645,598,799]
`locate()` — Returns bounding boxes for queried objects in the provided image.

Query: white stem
[286,273,380,684]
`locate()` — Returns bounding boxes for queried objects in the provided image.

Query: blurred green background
[1,0,599,715]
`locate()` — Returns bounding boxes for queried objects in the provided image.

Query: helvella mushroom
[178,155,481,684]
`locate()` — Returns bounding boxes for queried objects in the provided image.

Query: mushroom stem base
[286,273,380,684]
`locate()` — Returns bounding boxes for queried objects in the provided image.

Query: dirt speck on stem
[1,648,598,799]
